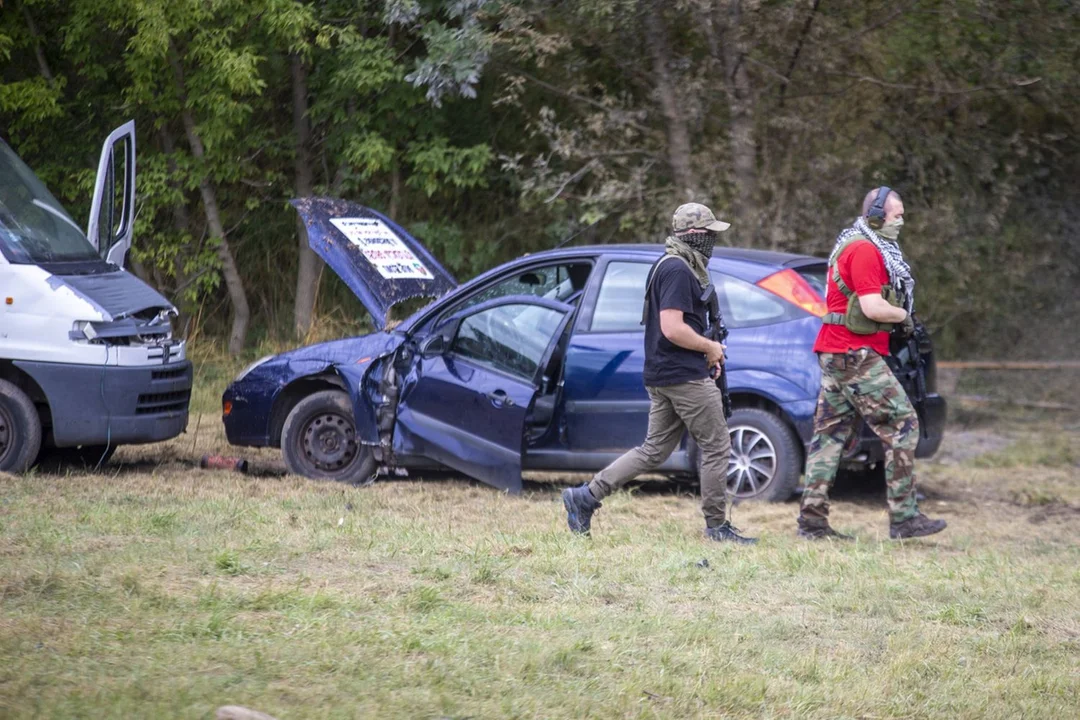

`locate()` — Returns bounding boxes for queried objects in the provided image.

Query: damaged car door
[393,296,575,493]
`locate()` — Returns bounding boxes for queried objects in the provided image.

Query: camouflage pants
[799,349,920,526]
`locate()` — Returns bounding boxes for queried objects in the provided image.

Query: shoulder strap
[830,235,870,298]
[641,254,691,325]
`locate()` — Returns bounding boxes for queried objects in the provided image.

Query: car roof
[524,243,826,268]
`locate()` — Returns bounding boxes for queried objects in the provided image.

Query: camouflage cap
[672,203,731,233]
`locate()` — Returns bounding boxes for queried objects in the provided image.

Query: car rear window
[710,271,807,328]
[795,264,828,299]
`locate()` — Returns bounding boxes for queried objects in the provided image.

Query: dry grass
[1,418,1078,719]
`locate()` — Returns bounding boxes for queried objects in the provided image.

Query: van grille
[151,367,188,381]
[136,390,191,415]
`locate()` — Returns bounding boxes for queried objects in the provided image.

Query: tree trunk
[170,49,250,355]
[713,1,758,240]
[20,3,54,84]
[644,2,698,200]
[158,126,193,322]
[389,160,402,218]
[291,53,321,339]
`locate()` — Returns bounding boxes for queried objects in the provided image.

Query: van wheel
[721,408,803,502]
[281,390,377,484]
[36,445,117,473]
[0,379,42,473]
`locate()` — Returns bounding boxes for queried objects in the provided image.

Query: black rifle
[888,318,931,439]
[704,285,733,420]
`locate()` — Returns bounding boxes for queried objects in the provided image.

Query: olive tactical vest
[821,235,903,335]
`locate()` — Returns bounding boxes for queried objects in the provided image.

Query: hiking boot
[889,513,947,539]
[797,524,854,541]
[704,522,758,545]
[562,484,601,535]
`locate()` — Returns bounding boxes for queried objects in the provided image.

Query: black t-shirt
[642,258,711,387]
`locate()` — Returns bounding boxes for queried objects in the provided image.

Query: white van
[0,122,191,472]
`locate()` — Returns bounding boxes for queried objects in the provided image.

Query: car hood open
[292,198,457,329]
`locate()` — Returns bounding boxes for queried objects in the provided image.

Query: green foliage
[406,139,492,196]
[0,0,1076,355]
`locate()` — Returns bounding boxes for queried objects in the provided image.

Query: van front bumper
[14,359,192,447]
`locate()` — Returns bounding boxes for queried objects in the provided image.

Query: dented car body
[222,198,946,499]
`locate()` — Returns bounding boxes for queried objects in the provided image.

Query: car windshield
[0,140,99,263]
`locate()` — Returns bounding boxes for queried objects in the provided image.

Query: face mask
[876,217,903,240]
[679,230,719,259]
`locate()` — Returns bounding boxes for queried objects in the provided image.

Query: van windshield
[0,140,99,263]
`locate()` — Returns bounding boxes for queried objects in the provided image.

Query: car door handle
[487,390,515,408]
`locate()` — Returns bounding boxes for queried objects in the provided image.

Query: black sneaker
[562,484,601,535]
[890,513,947,539]
[797,525,854,541]
[704,522,758,545]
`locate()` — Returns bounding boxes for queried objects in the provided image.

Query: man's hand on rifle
[706,341,726,376]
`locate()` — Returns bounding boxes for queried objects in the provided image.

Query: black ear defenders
[866,185,891,230]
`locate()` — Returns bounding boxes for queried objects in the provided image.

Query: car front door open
[393,296,575,492]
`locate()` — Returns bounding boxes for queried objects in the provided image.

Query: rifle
[889,318,931,439]
[704,285,733,420]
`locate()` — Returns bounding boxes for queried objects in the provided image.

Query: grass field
[1,412,1078,719]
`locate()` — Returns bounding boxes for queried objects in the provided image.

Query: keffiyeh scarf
[829,216,915,312]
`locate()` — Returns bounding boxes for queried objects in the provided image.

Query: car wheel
[724,408,802,502]
[281,389,377,484]
[36,445,117,473]
[0,378,42,474]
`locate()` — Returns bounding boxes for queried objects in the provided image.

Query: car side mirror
[420,334,448,359]
[421,318,461,359]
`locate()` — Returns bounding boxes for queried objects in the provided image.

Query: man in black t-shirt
[562,203,757,544]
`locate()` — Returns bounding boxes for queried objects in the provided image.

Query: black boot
[704,522,758,545]
[562,484,601,535]
[797,524,854,541]
[890,513,947,539]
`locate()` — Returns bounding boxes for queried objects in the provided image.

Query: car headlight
[234,355,274,382]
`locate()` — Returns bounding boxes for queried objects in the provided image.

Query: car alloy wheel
[727,425,778,498]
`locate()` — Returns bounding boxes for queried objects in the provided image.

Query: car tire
[721,407,803,502]
[36,445,117,473]
[281,389,377,484]
[0,378,42,474]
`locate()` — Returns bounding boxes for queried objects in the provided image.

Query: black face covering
[676,230,719,259]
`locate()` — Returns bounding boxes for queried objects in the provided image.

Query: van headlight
[234,355,273,382]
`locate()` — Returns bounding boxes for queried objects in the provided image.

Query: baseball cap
[672,202,731,233]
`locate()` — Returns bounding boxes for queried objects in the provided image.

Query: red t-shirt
[813,239,891,355]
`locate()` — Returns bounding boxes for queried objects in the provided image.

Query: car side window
[710,271,793,328]
[457,263,592,313]
[589,261,652,332]
[451,303,566,380]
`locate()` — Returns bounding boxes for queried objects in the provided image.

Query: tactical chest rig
[641,254,732,418]
[821,235,905,335]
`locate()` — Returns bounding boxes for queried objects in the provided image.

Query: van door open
[86,121,136,268]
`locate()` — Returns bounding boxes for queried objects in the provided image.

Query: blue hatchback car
[222,199,945,501]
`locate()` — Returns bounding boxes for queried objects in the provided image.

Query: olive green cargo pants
[588,378,731,527]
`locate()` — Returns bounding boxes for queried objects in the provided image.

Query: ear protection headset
[865,185,891,230]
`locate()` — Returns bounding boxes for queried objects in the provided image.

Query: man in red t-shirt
[797,188,947,540]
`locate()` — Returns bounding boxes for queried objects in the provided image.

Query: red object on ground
[200,455,249,473]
